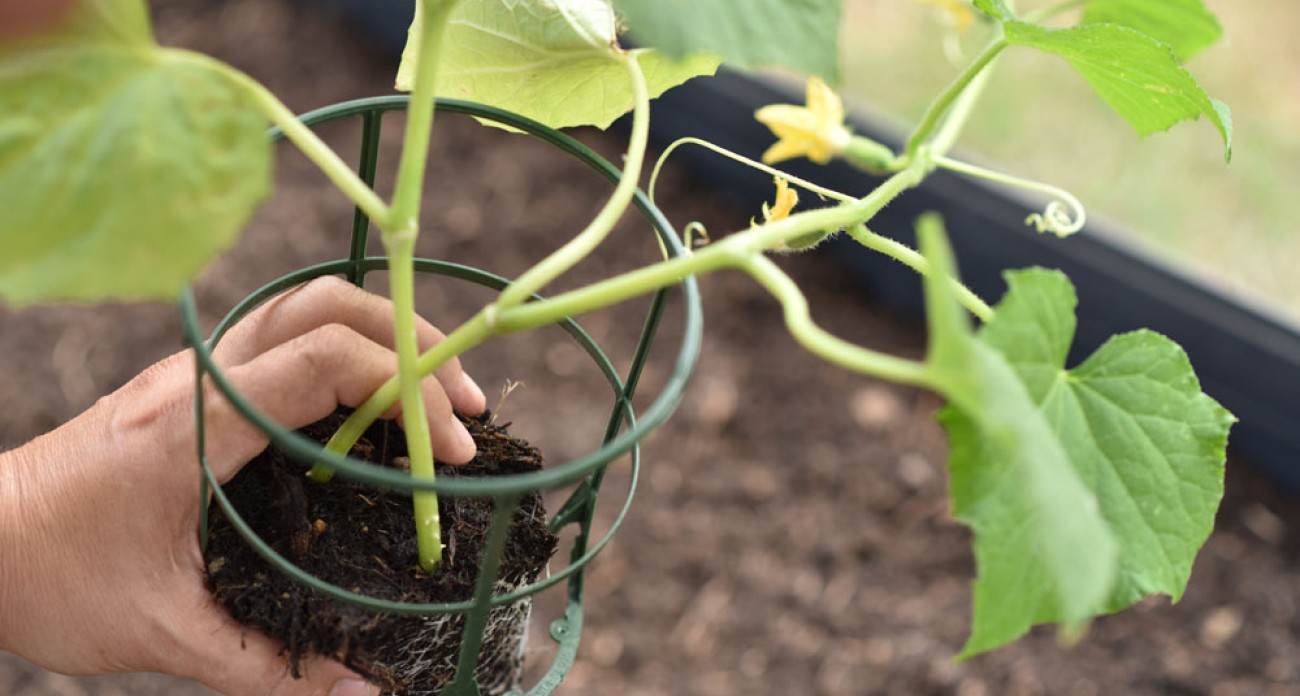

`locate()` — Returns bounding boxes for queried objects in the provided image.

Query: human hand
[0,277,486,696]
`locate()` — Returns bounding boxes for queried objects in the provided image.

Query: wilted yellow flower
[753,177,799,227]
[754,77,851,165]
[918,0,974,33]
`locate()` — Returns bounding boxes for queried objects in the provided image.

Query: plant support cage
[179,97,703,695]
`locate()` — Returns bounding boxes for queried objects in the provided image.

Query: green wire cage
[179,97,703,695]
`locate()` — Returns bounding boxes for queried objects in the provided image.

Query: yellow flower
[918,0,974,33]
[754,77,851,165]
[753,176,799,227]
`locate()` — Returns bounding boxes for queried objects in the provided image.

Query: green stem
[390,0,461,233]
[904,38,1007,161]
[385,0,461,575]
[934,155,1086,236]
[332,156,943,448]
[387,233,443,572]
[187,50,390,226]
[307,0,461,573]
[494,244,743,334]
[845,224,994,322]
[648,137,855,207]
[646,137,855,262]
[741,255,934,387]
[321,312,494,460]
[494,55,650,309]
[929,49,998,159]
[497,166,926,332]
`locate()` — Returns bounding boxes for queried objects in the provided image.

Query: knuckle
[307,322,361,347]
[296,324,361,375]
[300,274,351,297]
[298,275,370,311]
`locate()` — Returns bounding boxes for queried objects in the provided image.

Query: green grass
[838,1,1300,312]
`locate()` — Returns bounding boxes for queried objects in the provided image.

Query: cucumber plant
[0,0,1234,656]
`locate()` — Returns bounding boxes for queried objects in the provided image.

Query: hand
[0,277,486,696]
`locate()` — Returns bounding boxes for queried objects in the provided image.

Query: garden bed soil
[1,2,1299,695]
[204,410,556,694]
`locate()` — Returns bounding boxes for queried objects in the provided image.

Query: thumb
[174,599,379,696]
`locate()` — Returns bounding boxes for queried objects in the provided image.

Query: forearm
[0,441,38,654]
[0,412,124,669]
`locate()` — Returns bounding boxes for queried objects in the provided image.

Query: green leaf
[918,215,1117,656]
[935,264,1233,656]
[612,0,843,82]
[398,0,720,130]
[972,0,1011,20]
[980,269,1232,612]
[1003,20,1231,160]
[1082,0,1222,61]
[0,0,270,304]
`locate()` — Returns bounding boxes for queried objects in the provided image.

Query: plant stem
[390,0,460,234]
[903,38,1007,161]
[308,0,462,572]
[741,255,934,387]
[382,0,462,575]
[928,49,998,159]
[331,167,916,446]
[322,312,493,460]
[845,224,994,321]
[185,49,390,226]
[331,140,985,449]
[934,155,1086,236]
[648,137,855,207]
[386,232,443,572]
[496,165,927,332]
[494,54,650,309]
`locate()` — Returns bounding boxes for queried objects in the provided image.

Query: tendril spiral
[934,155,1086,238]
[1024,193,1086,238]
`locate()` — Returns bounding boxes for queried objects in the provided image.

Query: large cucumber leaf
[974,9,1232,161]
[918,219,1232,656]
[977,269,1232,614]
[1003,21,1231,160]
[612,0,843,82]
[918,218,1117,655]
[1082,0,1222,61]
[397,0,720,130]
[0,0,270,305]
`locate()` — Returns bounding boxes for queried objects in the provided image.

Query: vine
[0,0,1235,657]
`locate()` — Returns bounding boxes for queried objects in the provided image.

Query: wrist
[0,427,80,660]
[0,444,33,653]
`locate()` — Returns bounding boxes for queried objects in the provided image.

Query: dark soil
[2,2,1299,696]
[204,410,556,693]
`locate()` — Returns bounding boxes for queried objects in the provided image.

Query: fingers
[205,323,478,482]
[173,595,379,696]
[216,276,485,416]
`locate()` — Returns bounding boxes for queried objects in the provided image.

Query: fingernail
[456,417,477,459]
[463,373,485,406]
[329,679,379,696]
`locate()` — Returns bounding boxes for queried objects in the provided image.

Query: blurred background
[844,0,1300,311]
[2,2,1298,695]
